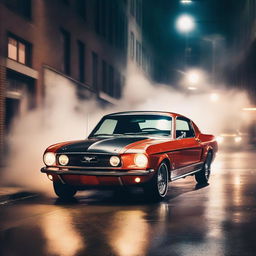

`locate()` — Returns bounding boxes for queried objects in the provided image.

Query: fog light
[48,174,53,181]
[135,177,141,183]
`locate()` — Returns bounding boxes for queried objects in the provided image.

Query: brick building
[0,0,154,162]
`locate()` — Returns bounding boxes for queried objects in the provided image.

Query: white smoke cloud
[1,66,251,195]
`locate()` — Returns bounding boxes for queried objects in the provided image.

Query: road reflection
[41,209,84,256]
[1,150,256,256]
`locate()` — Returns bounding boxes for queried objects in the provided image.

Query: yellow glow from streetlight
[176,15,195,33]
[210,93,220,102]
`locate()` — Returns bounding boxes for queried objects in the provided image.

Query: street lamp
[176,15,195,33]
[186,70,201,85]
[180,0,192,4]
[183,69,205,91]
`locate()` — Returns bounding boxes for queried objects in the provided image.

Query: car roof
[106,111,188,119]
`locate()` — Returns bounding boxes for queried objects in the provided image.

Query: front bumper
[41,167,155,187]
[41,167,154,176]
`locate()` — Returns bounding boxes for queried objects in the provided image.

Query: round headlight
[43,152,56,166]
[59,154,69,165]
[134,154,148,168]
[110,156,120,167]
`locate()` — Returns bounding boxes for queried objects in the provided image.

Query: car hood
[56,136,152,154]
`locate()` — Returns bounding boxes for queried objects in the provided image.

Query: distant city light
[181,0,192,4]
[176,14,195,33]
[187,86,197,90]
[243,107,256,111]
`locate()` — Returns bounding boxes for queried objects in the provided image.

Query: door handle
[195,138,201,143]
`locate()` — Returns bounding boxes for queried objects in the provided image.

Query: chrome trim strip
[171,168,202,181]
[172,161,204,172]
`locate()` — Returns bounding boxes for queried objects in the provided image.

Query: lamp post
[176,14,195,67]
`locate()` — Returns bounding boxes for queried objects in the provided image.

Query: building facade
[226,0,256,103]
[0,0,154,163]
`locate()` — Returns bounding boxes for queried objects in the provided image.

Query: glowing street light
[176,14,195,33]
[186,70,202,86]
[183,69,205,91]
[181,0,192,4]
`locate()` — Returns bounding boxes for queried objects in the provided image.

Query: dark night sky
[143,0,245,81]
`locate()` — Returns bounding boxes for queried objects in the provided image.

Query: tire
[53,181,77,199]
[195,152,212,184]
[144,162,169,201]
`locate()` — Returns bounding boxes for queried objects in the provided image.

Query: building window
[108,65,114,97]
[115,71,121,99]
[4,0,32,20]
[135,0,142,26]
[130,32,135,59]
[136,40,142,66]
[77,41,85,83]
[130,0,135,16]
[95,0,100,33]
[76,0,86,19]
[60,29,71,75]
[102,60,107,93]
[92,52,98,90]
[8,35,31,66]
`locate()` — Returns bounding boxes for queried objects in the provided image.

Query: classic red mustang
[41,111,218,200]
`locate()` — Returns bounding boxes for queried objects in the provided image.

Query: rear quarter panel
[199,134,218,162]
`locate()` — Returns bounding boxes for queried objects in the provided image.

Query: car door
[172,117,203,177]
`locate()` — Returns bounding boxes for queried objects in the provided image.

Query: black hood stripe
[56,137,149,154]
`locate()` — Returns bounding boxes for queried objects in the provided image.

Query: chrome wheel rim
[157,164,168,196]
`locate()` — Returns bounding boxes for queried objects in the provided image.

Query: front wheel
[53,181,77,199]
[144,162,169,201]
[195,152,212,184]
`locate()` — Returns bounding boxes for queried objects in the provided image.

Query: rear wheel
[195,152,212,184]
[53,181,77,199]
[144,162,169,201]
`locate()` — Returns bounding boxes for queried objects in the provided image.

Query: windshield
[89,115,172,137]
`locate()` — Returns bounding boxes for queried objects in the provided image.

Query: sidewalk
[0,186,38,205]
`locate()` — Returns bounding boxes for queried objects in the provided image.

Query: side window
[176,118,195,138]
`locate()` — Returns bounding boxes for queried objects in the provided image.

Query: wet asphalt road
[1,150,256,256]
